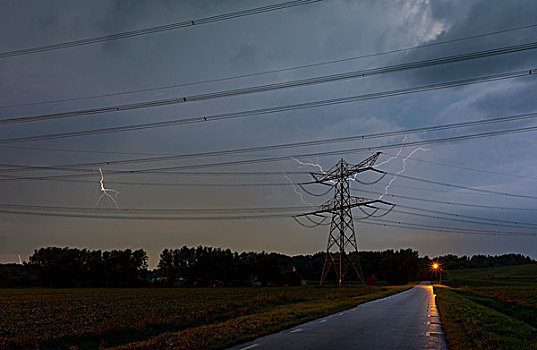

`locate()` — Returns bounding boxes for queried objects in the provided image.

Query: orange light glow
[432,263,439,269]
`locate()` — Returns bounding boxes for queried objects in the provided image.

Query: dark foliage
[0,246,533,287]
[158,246,301,286]
[434,253,534,270]
[27,247,148,287]
[0,264,37,287]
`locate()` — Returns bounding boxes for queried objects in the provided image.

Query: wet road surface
[229,282,447,350]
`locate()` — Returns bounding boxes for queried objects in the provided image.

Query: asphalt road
[229,282,447,350]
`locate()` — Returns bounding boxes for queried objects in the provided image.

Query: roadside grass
[435,264,537,349]
[470,286,537,308]
[110,285,412,350]
[0,285,413,349]
[451,288,537,328]
[434,286,537,350]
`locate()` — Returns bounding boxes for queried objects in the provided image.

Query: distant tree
[29,247,147,287]
[0,263,37,287]
[379,249,420,284]
[158,249,175,284]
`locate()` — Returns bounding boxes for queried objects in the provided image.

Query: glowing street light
[432,262,442,284]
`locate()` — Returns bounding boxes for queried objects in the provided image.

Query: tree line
[158,246,301,286]
[432,253,533,270]
[14,247,147,287]
[0,246,534,287]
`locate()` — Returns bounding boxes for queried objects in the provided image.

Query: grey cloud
[1,0,536,266]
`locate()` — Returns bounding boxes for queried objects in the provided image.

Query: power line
[2,110,536,169]
[2,43,536,125]
[1,70,535,144]
[381,207,537,230]
[3,21,537,110]
[0,205,533,236]
[4,143,536,185]
[0,173,516,203]
[0,200,534,236]
[359,219,536,237]
[354,188,537,211]
[379,203,537,228]
[0,145,179,156]
[383,150,537,181]
[3,122,537,181]
[4,186,531,228]
[0,202,314,214]
[0,0,322,59]
[381,171,537,200]
[0,208,299,221]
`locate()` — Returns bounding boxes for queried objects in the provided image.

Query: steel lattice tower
[296,152,392,286]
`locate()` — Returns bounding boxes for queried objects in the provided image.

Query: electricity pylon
[296,152,393,286]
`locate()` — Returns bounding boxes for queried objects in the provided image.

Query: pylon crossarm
[311,166,377,183]
[349,152,381,170]
[298,197,387,217]
[367,167,386,175]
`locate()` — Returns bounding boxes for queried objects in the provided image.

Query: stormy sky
[1,0,537,268]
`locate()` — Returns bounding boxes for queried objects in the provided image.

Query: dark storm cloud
[1,0,537,266]
[403,0,537,84]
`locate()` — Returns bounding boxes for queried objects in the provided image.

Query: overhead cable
[0,0,322,59]
[372,206,537,230]
[0,202,314,214]
[1,70,536,143]
[0,206,534,236]
[1,47,536,124]
[3,121,537,181]
[0,208,299,221]
[383,150,537,181]
[359,219,536,237]
[354,188,537,211]
[3,21,537,110]
[4,110,536,169]
[380,171,537,200]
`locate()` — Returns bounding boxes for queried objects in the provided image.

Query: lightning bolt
[97,168,119,209]
[293,157,338,185]
[293,157,326,173]
[286,158,333,203]
[376,135,408,168]
[284,173,313,205]
[17,253,22,264]
[379,147,430,200]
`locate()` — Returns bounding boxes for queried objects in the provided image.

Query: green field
[435,264,537,349]
[446,263,537,286]
[0,285,412,349]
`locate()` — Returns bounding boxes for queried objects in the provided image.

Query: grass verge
[434,285,537,350]
[110,285,412,350]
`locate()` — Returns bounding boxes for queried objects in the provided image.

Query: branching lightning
[284,158,332,205]
[293,157,326,174]
[379,147,430,200]
[376,135,407,168]
[284,173,313,205]
[97,168,119,209]
[293,157,337,184]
